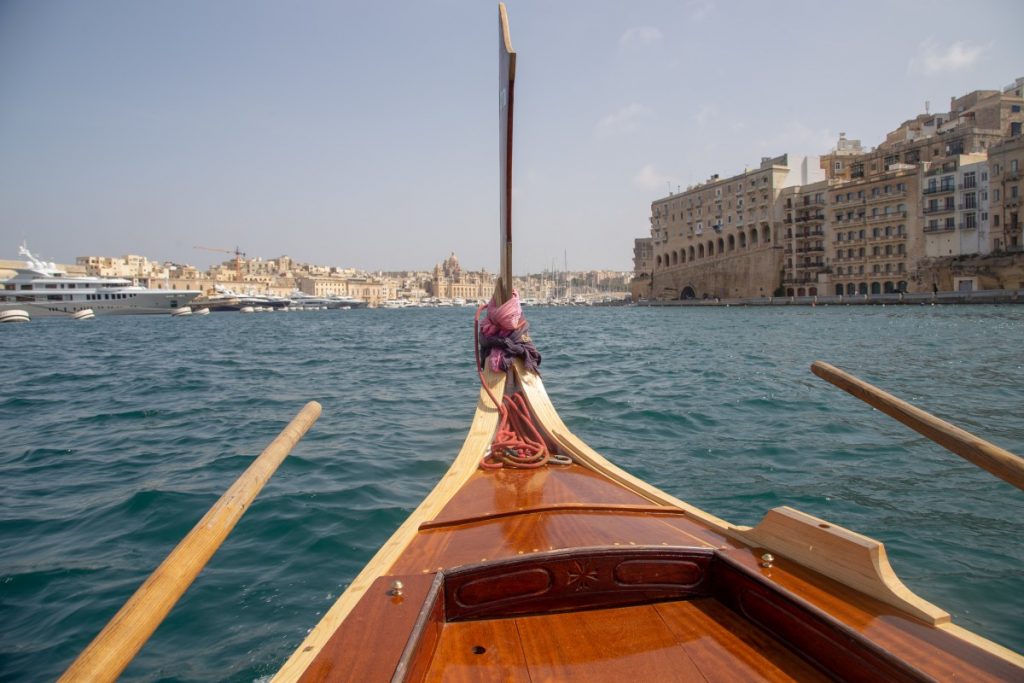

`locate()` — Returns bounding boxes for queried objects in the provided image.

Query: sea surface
[2,305,1023,681]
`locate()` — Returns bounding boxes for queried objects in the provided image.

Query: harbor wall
[649,245,782,300]
[640,288,1024,307]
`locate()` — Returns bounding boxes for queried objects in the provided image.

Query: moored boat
[0,308,31,323]
[1,244,201,317]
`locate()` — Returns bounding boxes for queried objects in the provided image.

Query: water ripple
[1,306,1022,681]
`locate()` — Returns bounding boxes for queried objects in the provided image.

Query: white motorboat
[1,245,201,317]
[0,309,30,323]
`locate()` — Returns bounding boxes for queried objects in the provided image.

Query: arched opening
[656,255,662,267]
[870,282,881,294]
[897,280,908,293]
[672,251,678,265]
[797,287,806,296]
[846,283,856,295]
[728,234,735,251]
[786,288,794,296]
[707,240,715,256]
[681,286,696,300]
[750,228,759,246]
[739,233,747,248]
[835,284,844,295]
[680,250,686,263]
[809,287,817,296]
[764,225,771,242]
[884,281,894,293]
[698,244,705,258]
[717,237,724,254]
[688,246,695,261]
[858,282,868,295]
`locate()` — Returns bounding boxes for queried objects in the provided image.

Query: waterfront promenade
[640,288,1024,307]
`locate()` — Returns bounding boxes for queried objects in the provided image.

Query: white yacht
[1,245,201,317]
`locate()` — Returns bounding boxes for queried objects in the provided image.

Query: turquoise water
[1,306,1023,681]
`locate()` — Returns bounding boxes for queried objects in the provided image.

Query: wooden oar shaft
[59,400,322,682]
[811,361,1024,491]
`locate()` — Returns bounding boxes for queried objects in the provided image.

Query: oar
[59,400,322,682]
[811,361,1024,491]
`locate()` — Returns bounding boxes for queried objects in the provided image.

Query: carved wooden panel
[444,546,714,621]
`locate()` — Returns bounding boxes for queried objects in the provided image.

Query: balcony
[923,205,955,215]
[865,190,907,204]
[923,185,955,195]
[958,223,978,230]
[799,197,826,209]
[923,224,956,233]
[866,210,907,223]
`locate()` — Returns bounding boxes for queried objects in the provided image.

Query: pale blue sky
[1,1,1022,273]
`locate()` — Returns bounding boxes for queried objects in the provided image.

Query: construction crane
[194,245,246,282]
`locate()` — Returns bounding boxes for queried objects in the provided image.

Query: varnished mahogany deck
[424,599,830,682]
[295,464,1020,682]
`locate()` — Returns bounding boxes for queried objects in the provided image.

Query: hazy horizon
[2,1,1022,273]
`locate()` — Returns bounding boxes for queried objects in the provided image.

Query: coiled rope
[474,292,571,469]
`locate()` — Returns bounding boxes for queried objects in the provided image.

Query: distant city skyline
[1,1,1022,272]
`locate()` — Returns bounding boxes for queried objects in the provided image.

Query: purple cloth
[479,320,541,374]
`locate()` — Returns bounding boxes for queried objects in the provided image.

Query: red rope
[474,302,557,469]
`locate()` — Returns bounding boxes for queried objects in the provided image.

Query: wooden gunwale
[273,372,506,682]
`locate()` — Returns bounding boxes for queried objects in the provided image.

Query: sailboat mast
[498,3,516,303]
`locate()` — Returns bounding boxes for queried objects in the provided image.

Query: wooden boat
[61,5,1024,682]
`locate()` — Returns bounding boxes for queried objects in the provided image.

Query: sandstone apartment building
[648,154,824,299]
[639,78,1024,299]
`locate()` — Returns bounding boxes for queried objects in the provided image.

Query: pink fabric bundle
[481,289,522,371]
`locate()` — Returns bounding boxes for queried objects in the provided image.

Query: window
[965,212,977,229]
[963,171,976,189]
[834,161,842,171]
[965,192,977,209]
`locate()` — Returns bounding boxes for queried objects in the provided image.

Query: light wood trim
[273,372,506,682]
[731,506,949,625]
[938,623,1024,669]
[812,361,1024,491]
[515,365,980,630]
[60,401,322,683]
[514,364,735,534]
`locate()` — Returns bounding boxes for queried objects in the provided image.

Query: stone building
[827,168,918,295]
[921,154,992,259]
[648,154,824,299]
[988,136,1024,251]
[631,237,652,299]
[778,180,831,296]
[429,253,495,301]
[296,275,350,298]
[822,82,1024,183]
